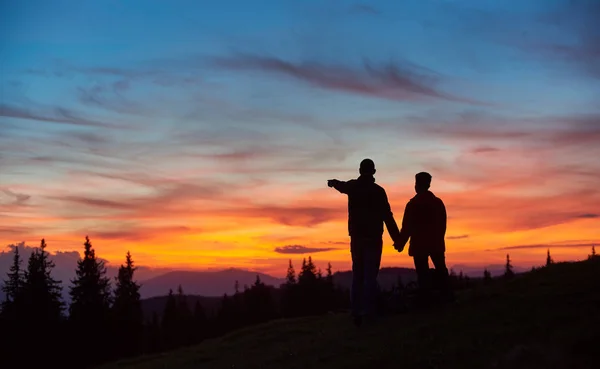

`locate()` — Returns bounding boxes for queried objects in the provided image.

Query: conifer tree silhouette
[483,269,492,284]
[176,285,194,345]
[1,245,25,319]
[19,239,64,367]
[326,262,333,284]
[23,239,64,321]
[69,236,112,320]
[504,254,515,279]
[243,275,276,324]
[546,249,554,266]
[112,251,143,358]
[145,311,162,353]
[324,262,336,311]
[282,259,299,317]
[299,256,318,285]
[69,236,112,365]
[286,259,296,284]
[161,289,179,349]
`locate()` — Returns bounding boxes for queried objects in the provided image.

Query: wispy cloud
[231,205,343,227]
[274,245,336,254]
[211,54,487,105]
[443,0,600,78]
[409,111,600,151]
[0,103,128,129]
[530,1,600,78]
[25,64,204,87]
[88,225,196,241]
[470,146,500,154]
[491,242,598,251]
[76,84,145,115]
[447,235,469,240]
[1,189,31,205]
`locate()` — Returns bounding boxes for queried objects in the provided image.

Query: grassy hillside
[98,258,600,369]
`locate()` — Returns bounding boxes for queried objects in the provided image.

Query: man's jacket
[397,190,447,257]
[331,175,401,240]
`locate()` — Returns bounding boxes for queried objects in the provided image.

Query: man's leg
[350,238,365,318]
[430,252,453,302]
[413,254,431,291]
[362,238,383,318]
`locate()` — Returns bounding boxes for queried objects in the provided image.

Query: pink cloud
[212,54,488,105]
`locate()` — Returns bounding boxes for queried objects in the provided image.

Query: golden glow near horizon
[3,176,598,275]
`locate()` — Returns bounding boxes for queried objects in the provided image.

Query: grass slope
[99,258,600,369]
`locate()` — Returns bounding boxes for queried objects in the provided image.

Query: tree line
[0,237,347,368]
[1,237,596,368]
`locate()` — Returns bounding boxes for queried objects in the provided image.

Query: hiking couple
[328,159,451,326]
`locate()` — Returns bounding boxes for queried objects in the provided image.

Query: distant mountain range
[139,267,419,320]
[139,268,285,298]
[137,263,529,300]
[139,266,420,298]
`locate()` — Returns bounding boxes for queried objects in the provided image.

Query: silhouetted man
[328,159,401,325]
[394,172,452,302]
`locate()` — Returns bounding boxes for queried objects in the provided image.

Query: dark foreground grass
[98,258,600,369]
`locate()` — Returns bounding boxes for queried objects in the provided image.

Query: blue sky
[1,0,599,272]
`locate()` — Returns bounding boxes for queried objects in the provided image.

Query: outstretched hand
[327,179,337,188]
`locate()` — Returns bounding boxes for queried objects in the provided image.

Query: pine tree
[112,251,143,358]
[69,236,112,364]
[1,245,25,317]
[321,262,336,312]
[285,259,296,285]
[145,312,162,353]
[282,260,299,318]
[161,289,178,349]
[299,256,318,285]
[298,256,320,315]
[589,245,596,260]
[217,293,236,334]
[244,274,275,324]
[176,285,194,345]
[504,254,515,279]
[483,269,492,284]
[326,263,333,284]
[17,239,65,367]
[22,239,64,321]
[546,249,554,266]
[1,245,26,367]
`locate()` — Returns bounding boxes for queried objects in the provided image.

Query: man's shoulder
[373,183,390,196]
[430,192,445,204]
[373,182,385,190]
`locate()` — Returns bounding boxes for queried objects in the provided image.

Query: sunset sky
[1,0,599,276]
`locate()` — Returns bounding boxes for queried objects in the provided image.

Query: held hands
[392,235,406,253]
